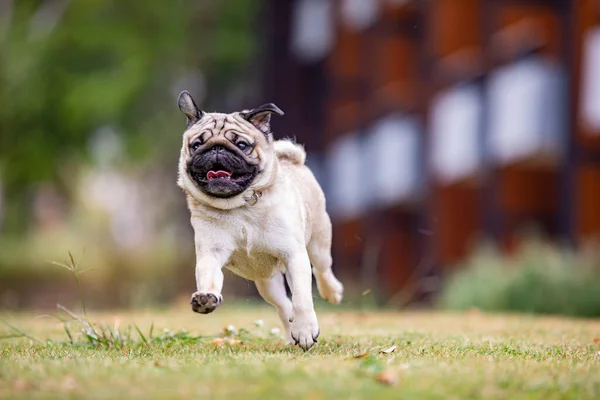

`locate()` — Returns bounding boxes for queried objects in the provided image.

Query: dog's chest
[223,223,284,281]
[225,250,281,281]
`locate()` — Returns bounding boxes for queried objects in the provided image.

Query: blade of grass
[56,304,90,327]
[64,322,74,344]
[70,250,88,318]
[0,333,28,340]
[1,320,41,343]
[134,324,148,345]
[148,323,154,341]
[36,313,68,323]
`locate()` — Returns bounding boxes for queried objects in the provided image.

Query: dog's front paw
[290,313,319,351]
[190,292,222,314]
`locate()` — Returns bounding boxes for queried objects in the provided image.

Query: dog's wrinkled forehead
[185,112,255,142]
[178,90,284,140]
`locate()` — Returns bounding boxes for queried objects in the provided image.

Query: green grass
[1,303,600,399]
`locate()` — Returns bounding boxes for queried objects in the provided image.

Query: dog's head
[176,91,284,205]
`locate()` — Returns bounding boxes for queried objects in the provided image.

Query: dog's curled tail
[274,139,306,165]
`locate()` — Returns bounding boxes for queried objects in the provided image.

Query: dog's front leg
[190,253,226,314]
[286,249,319,351]
[190,223,231,314]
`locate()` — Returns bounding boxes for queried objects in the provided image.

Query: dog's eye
[189,141,201,152]
[236,141,250,151]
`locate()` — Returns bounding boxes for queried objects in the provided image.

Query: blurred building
[260,0,600,302]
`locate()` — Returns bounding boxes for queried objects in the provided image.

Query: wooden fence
[260,0,600,302]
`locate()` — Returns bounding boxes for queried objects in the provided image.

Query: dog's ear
[240,103,284,135]
[178,91,203,127]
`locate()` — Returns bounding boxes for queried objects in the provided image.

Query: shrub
[437,239,600,317]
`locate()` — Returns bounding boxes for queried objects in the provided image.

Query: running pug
[176,91,344,350]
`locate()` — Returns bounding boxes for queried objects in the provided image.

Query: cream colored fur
[177,109,343,351]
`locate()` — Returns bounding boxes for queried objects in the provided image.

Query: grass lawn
[1,302,600,399]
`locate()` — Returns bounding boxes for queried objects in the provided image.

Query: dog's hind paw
[316,274,344,305]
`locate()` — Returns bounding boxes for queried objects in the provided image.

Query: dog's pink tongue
[207,170,232,180]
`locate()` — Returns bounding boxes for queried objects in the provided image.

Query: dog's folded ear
[178,91,204,127]
[240,103,284,135]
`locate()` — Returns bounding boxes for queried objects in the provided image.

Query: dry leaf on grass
[353,351,370,359]
[375,370,398,386]
[380,345,397,354]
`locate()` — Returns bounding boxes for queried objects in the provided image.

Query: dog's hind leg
[255,272,293,343]
[307,215,344,305]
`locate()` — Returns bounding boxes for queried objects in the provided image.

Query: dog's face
[177,91,283,200]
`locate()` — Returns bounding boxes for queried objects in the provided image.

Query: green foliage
[0,0,261,232]
[209,0,258,85]
[438,240,600,317]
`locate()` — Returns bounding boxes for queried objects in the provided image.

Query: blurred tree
[0,0,261,233]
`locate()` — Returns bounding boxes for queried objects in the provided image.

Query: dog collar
[243,189,262,206]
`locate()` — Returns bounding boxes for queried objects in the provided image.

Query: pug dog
[176,91,344,350]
